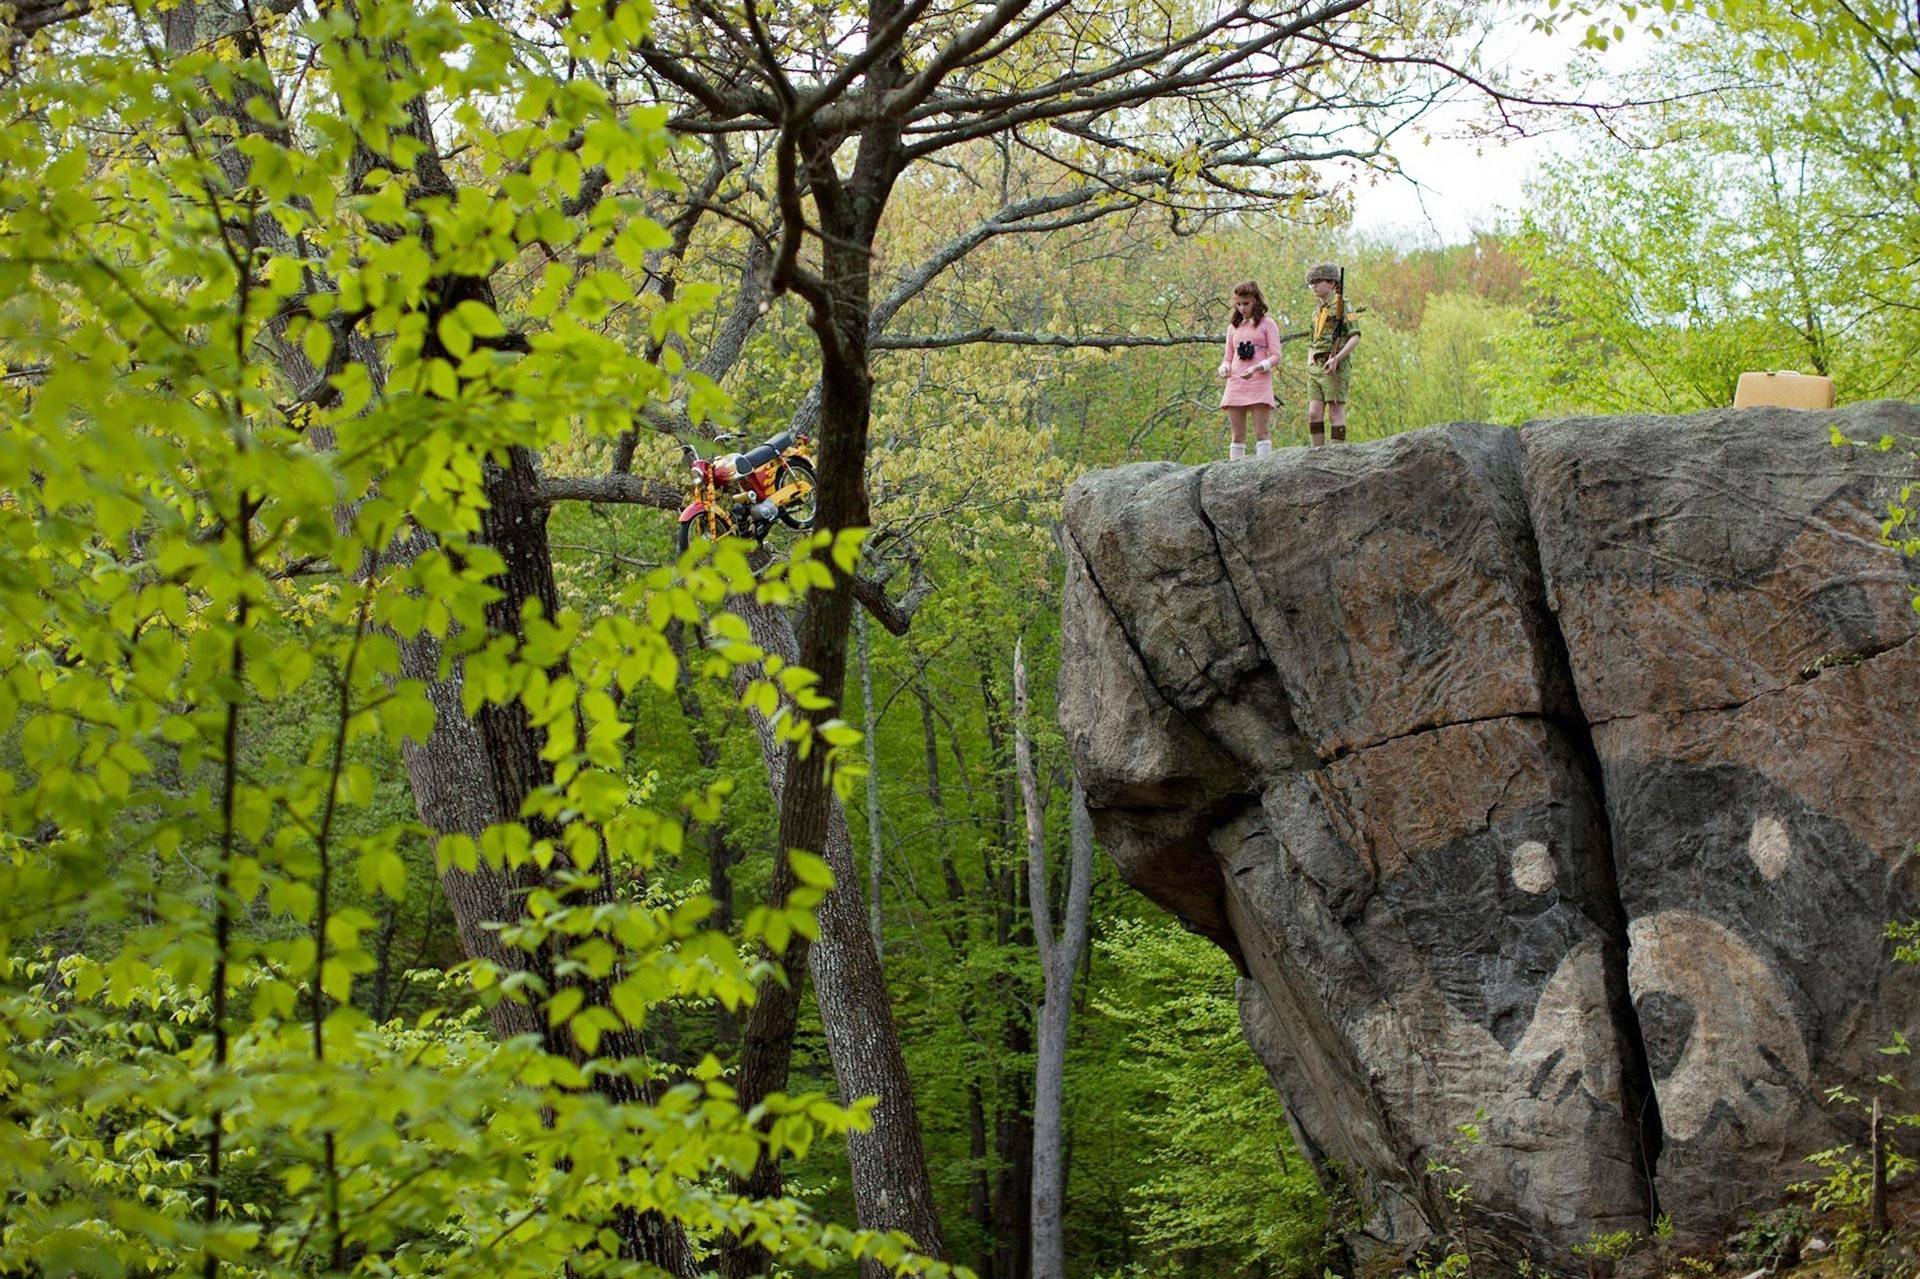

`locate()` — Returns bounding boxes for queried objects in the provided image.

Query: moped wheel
[676,504,736,556]
[775,455,818,530]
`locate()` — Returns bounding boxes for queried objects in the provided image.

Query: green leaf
[547,986,585,1027]
[788,849,835,891]
[453,299,507,338]
[437,310,474,359]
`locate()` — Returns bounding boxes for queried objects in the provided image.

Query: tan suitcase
[1734,370,1835,410]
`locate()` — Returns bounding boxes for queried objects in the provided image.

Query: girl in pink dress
[1217,280,1283,459]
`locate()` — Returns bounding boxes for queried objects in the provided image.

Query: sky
[1337,15,1650,245]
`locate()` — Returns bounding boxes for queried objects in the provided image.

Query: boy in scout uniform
[1305,263,1361,445]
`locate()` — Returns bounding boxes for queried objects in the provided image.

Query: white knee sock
[1229,441,1245,460]
[1254,438,1272,456]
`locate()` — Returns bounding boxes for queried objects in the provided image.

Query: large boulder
[1522,406,1920,1230]
[1060,405,1920,1268]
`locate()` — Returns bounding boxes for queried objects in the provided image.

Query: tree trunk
[721,586,944,1276]
[858,609,885,961]
[1015,641,1095,1279]
[979,651,1032,1279]
[750,110,948,1262]
[370,898,400,1023]
[394,617,543,1043]
[462,448,699,1277]
[993,1076,1034,1279]
[919,682,993,1259]
[668,621,743,1050]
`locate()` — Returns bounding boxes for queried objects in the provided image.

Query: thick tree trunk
[394,619,544,1042]
[461,449,700,1277]
[1029,955,1075,1279]
[749,108,949,1263]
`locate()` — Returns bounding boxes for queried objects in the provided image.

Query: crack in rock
[1062,405,1920,1265]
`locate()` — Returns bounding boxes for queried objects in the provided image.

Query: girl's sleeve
[1265,316,1282,355]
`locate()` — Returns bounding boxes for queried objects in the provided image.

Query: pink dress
[1220,314,1282,408]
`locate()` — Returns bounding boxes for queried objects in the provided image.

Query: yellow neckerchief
[1313,290,1345,342]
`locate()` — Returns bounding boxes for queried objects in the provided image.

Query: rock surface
[1060,405,1920,1270]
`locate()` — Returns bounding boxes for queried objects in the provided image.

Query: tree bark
[1016,635,1095,1279]
[721,585,944,1276]
[751,83,948,1264]
[667,621,744,1049]
[461,445,700,1277]
[857,609,886,961]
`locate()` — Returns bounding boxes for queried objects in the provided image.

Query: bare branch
[807,0,937,125]
[537,473,684,510]
[901,0,1375,157]
[852,551,933,637]
[889,0,1040,111]
[2,0,90,35]
[634,35,761,122]
[1295,34,1731,135]
[873,328,1219,351]
[612,235,773,470]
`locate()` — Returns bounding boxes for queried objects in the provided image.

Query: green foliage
[0,0,953,1272]
[1826,430,1920,616]
[5,953,884,1275]
[1724,1204,1811,1270]
[8,0,1915,1271]
[1396,1253,1471,1279]
[1357,292,1525,433]
[1571,1228,1640,1262]
[1406,1112,1487,1275]
[1076,918,1328,1276]
[1772,916,1920,1267]
[1495,0,1920,416]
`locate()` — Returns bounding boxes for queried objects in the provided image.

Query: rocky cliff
[1059,404,1920,1272]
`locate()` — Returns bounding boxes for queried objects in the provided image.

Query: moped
[676,429,818,554]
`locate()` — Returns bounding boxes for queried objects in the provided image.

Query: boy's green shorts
[1307,357,1350,403]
